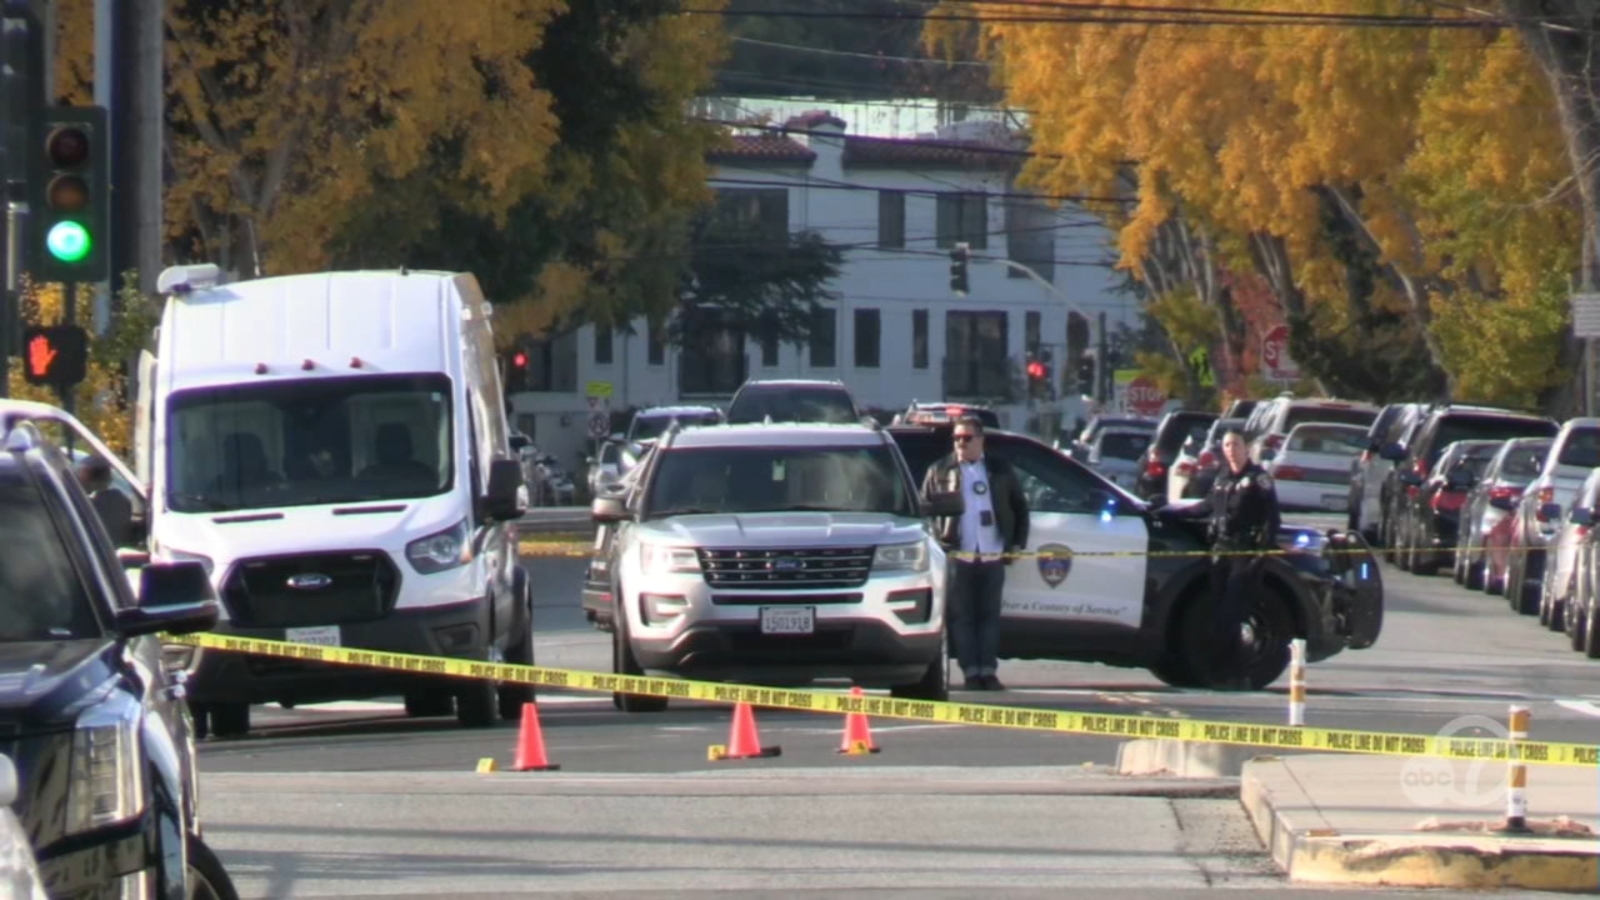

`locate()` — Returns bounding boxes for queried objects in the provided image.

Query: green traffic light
[46,221,91,263]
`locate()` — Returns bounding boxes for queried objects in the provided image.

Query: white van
[141,265,532,738]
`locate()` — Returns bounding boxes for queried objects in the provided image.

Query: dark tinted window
[1283,406,1377,431]
[1287,424,1368,455]
[989,440,1121,516]
[891,431,953,485]
[1157,414,1216,453]
[0,467,100,641]
[645,444,912,516]
[727,386,858,424]
[1432,415,1558,465]
[1558,428,1600,467]
[1099,432,1151,460]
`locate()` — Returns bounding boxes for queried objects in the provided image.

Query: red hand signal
[27,334,58,378]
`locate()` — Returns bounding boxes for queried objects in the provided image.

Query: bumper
[177,597,491,705]
[633,620,943,687]
[37,820,153,900]
[1276,481,1350,512]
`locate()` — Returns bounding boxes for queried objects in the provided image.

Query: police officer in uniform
[1162,429,1281,690]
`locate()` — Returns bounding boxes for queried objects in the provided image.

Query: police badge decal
[1037,543,1073,588]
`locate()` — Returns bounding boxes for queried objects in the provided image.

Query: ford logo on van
[771,558,803,572]
[287,573,333,591]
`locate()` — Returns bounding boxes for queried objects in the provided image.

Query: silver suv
[589,421,958,711]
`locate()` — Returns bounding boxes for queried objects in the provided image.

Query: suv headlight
[874,541,929,574]
[407,520,471,574]
[641,544,700,575]
[66,693,144,836]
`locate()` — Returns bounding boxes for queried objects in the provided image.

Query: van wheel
[890,636,949,702]
[613,593,668,713]
[498,577,538,720]
[209,703,250,740]
[404,692,454,718]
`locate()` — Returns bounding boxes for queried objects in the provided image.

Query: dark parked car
[1395,439,1501,576]
[0,422,237,899]
[1133,410,1219,500]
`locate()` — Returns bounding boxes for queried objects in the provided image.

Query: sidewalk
[1241,754,1599,890]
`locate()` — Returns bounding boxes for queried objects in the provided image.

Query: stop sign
[1126,376,1165,415]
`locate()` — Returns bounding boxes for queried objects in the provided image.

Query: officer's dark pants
[950,559,1005,679]
[1209,554,1257,682]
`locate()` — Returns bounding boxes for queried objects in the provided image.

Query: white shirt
[954,457,1005,557]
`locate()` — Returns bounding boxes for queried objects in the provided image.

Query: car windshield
[0,469,100,641]
[1433,416,1559,465]
[630,412,721,444]
[166,374,454,513]
[1099,432,1151,460]
[1286,424,1368,455]
[1558,428,1600,467]
[646,445,914,517]
[728,388,858,424]
[1500,442,1550,480]
[1284,406,1377,431]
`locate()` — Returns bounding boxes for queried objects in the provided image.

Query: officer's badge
[1257,474,1274,489]
[1037,543,1073,588]
[1240,476,1252,488]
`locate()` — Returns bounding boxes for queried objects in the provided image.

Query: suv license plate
[760,607,815,636]
[1320,495,1345,511]
[286,625,341,647]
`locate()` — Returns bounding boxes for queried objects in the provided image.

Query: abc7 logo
[1397,714,1511,808]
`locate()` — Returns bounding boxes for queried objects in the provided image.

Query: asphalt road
[198,514,1600,776]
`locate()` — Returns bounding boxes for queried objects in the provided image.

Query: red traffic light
[45,126,90,168]
[1026,361,1046,380]
[512,352,528,368]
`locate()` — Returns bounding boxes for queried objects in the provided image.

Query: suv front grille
[222,551,400,628]
[698,547,874,590]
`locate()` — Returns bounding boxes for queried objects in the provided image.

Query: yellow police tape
[165,631,1595,767]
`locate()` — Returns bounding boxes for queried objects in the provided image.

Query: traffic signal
[1076,354,1096,397]
[949,242,970,296]
[505,349,529,391]
[1025,352,1048,400]
[20,325,88,387]
[29,105,110,283]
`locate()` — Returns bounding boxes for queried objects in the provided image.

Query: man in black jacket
[921,416,1030,691]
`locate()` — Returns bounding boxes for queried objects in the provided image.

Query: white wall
[510,127,1135,469]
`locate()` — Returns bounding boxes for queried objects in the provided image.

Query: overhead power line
[700,117,1054,161]
[709,175,1135,205]
[691,4,1502,28]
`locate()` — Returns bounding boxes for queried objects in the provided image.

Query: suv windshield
[727,387,858,424]
[630,412,721,445]
[646,445,913,517]
[0,468,100,641]
[167,374,454,513]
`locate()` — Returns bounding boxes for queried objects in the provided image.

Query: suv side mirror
[592,495,629,523]
[1379,442,1406,462]
[923,491,964,518]
[115,561,220,637]
[481,459,526,522]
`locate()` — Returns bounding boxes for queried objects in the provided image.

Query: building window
[877,191,905,249]
[936,192,988,249]
[912,309,929,369]
[1025,311,1041,353]
[854,308,881,368]
[809,307,837,368]
[1005,198,1056,282]
[679,307,746,397]
[647,320,665,366]
[943,310,1009,398]
[594,323,613,366]
[716,188,789,240]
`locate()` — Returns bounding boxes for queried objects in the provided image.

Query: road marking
[1555,699,1600,718]
[271,694,612,714]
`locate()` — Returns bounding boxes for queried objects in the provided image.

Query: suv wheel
[890,635,949,702]
[404,692,454,717]
[186,834,241,900]
[613,589,668,713]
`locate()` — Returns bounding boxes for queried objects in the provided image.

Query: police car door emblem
[1036,543,1073,588]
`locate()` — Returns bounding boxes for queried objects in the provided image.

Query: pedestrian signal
[21,326,89,388]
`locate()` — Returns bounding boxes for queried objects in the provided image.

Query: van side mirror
[115,562,220,637]
[592,495,629,523]
[923,491,964,518]
[481,459,526,522]
[1379,442,1405,462]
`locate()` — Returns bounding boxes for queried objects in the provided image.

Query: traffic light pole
[57,277,73,414]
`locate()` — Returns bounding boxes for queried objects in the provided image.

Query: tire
[1504,550,1522,608]
[1465,544,1485,590]
[1515,550,1543,616]
[1150,653,1203,689]
[890,634,949,702]
[209,703,250,740]
[497,573,538,721]
[186,835,241,900]
[1176,579,1294,690]
[456,671,497,728]
[404,692,454,718]
[612,589,668,713]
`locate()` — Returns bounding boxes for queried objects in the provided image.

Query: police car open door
[988,441,1150,629]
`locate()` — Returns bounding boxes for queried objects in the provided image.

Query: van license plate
[760,607,814,636]
[1320,495,1346,511]
[286,625,341,647]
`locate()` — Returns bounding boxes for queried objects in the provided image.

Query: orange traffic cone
[839,687,880,755]
[512,703,560,771]
[708,701,781,761]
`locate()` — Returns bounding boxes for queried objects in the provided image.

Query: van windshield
[166,375,454,513]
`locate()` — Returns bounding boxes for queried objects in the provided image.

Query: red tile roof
[842,135,1024,170]
[706,134,817,164]
[783,110,848,131]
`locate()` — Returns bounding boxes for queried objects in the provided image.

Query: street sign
[1126,376,1166,416]
[587,412,609,440]
[1572,293,1600,339]
[585,380,612,399]
[1262,324,1299,380]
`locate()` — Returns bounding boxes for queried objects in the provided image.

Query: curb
[1240,757,1600,890]
[1115,739,1312,778]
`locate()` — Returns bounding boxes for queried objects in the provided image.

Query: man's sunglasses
[953,434,977,443]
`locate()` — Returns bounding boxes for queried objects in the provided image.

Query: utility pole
[95,0,163,330]
[1097,310,1110,405]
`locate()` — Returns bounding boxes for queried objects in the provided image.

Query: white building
[509,111,1133,467]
